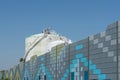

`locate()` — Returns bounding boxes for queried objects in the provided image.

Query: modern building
[1,21,120,80]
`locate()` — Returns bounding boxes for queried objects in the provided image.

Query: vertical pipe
[88,37,90,80]
[56,46,57,80]
[116,21,119,80]
[69,44,70,80]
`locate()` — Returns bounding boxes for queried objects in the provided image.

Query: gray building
[1,21,120,80]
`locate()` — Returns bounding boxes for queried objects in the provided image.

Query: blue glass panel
[81,58,87,62]
[75,45,83,50]
[98,74,106,79]
[75,54,83,58]
[71,72,74,80]
[84,71,88,80]
[89,64,96,70]
[93,69,101,74]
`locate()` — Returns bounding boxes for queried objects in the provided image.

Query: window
[39,75,41,80]
[71,72,74,80]
[44,75,46,80]
[84,71,88,80]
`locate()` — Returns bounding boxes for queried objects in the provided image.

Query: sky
[0,0,120,70]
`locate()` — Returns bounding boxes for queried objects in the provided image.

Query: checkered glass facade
[1,21,120,80]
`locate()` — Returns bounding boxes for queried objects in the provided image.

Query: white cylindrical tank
[24,29,72,61]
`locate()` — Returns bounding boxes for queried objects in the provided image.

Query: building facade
[1,21,120,80]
